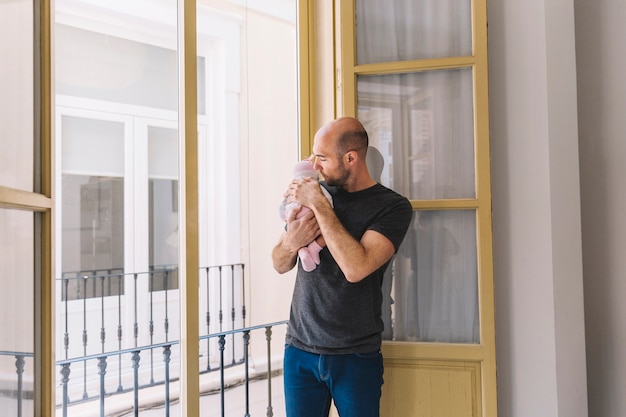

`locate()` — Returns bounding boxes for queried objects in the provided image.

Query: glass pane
[61,175,124,301]
[55,0,180,414]
[358,68,475,199]
[0,209,35,416]
[384,210,479,343]
[56,24,206,114]
[196,1,297,414]
[148,126,179,291]
[0,0,34,191]
[356,0,472,64]
[61,116,125,175]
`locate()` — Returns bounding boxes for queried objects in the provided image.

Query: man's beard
[323,167,349,187]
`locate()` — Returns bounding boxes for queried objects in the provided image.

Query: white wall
[0,0,34,191]
[574,1,626,416]
[245,7,298,336]
[487,0,588,416]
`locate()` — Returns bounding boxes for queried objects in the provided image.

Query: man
[272,117,413,417]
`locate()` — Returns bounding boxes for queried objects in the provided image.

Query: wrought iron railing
[57,264,247,360]
[0,350,33,417]
[55,320,287,417]
[46,263,287,416]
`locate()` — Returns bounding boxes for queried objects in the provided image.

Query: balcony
[0,264,288,416]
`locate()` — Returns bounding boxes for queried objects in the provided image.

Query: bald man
[272,117,412,417]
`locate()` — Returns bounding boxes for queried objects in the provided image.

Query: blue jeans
[283,344,383,417]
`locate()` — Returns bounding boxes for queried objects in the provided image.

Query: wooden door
[336,0,496,415]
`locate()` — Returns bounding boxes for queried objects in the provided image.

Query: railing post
[230,264,236,364]
[98,356,107,417]
[218,266,224,332]
[163,345,172,417]
[63,277,69,360]
[265,326,274,417]
[60,363,71,417]
[117,274,124,392]
[164,270,170,341]
[218,334,226,417]
[149,271,155,385]
[205,267,211,371]
[132,351,141,416]
[82,275,88,400]
[15,355,25,417]
[100,276,106,353]
[241,264,247,326]
[133,273,139,348]
[243,331,251,417]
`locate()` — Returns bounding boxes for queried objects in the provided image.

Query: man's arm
[272,207,320,274]
[291,178,396,283]
[312,200,395,283]
[271,232,298,274]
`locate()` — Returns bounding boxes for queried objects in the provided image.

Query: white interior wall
[487,0,588,416]
[0,0,34,191]
[246,8,298,334]
[574,1,626,416]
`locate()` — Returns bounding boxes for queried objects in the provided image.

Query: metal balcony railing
[56,321,287,417]
[1,321,287,417]
[0,350,33,417]
[0,263,288,417]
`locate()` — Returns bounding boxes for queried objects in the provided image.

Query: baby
[279,158,333,272]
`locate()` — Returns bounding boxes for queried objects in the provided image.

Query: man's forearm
[311,201,394,283]
[312,204,364,273]
[272,234,298,273]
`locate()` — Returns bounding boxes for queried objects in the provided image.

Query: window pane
[148,125,179,291]
[61,174,124,302]
[0,0,34,191]
[384,210,479,343]
[61,116,125,175]
[358,68,476,199]
[196,2,297,414]
[56,24,206,114]
[0,209,35,416]
[356,0,472,64]
[55,1,180,413]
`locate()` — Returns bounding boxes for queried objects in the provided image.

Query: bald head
[312,117,376,192]
[317,117,369,159]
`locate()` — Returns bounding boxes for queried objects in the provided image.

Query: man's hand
[286,178,330,211]
[271,203,320,274]
[283,206,320,251]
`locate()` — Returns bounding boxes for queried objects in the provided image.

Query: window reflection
[54,1,299,412]
[384,210,479,343]
[359,68,475,200]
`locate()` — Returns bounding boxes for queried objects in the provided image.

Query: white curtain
[357,0,479,343]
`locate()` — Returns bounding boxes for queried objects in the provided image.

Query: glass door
[338,0,496,415]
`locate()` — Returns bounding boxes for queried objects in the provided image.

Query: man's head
[312,117,374,191]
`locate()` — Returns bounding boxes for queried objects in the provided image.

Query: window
[54,1,299,413]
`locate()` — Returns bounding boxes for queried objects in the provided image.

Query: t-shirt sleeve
[370,196,413,252]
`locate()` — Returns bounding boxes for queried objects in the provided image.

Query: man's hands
[286,178,396,283]
[274,178,395,282]
[283,207,320,253]
[272,200,321,274]
[285,177,330,212]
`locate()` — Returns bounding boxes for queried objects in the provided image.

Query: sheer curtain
[356,0,479,343]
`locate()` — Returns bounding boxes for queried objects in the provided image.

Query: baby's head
[293,158,319,180]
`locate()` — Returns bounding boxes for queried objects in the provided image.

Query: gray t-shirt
[285,182,412,354]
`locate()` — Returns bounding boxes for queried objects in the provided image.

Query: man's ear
[346,151,355,163]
